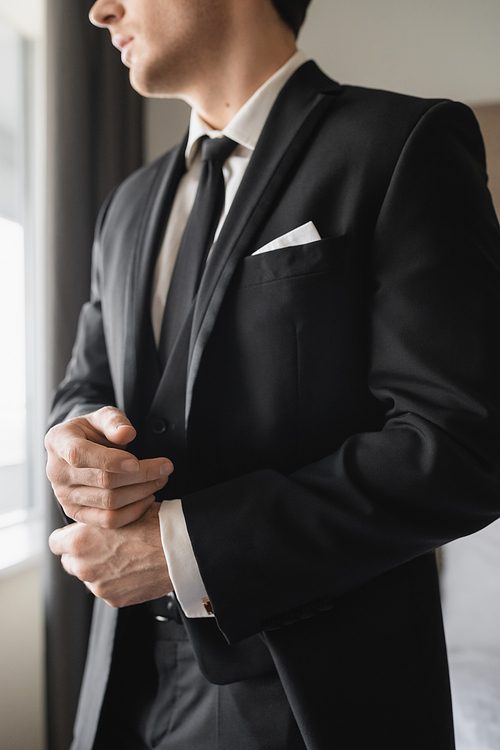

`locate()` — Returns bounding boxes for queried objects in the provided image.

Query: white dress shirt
[154,49,308,618]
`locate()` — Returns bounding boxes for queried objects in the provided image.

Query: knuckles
[74,506,121,529]
[95,470,117,491]
[99,510,121,530]
[65,444,84,469]
[101,488,120,511]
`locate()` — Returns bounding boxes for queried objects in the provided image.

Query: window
[0,8,44,570]
[0,218,27,513]
[0,17,29,516]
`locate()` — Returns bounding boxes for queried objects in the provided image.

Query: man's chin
[128,68,170,98]
[128,68,149,97]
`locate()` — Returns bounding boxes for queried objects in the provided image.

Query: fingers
[67,437,139,473]
[46,413,173,485]
[45,406,139,475]
[50,528,95,580]
[49,524,77,557]
[45,407,174,529]
[50,467,172,529]
[48,431,140,474]
[49,458,173,528]
[49,457,173,497]
[70,496,157,528]
[65,475,168,511]
[71,457,173,490]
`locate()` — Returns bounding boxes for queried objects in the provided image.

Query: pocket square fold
[251,221,322,256]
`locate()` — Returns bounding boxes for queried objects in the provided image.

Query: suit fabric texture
[50,62,500,750]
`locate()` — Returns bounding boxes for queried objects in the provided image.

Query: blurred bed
[441,517,500,749]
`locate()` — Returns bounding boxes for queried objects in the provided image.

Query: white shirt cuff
[158,499,213,618]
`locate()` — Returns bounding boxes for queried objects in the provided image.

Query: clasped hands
[46,406,174,608]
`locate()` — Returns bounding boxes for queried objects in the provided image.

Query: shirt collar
[185,49,308,167]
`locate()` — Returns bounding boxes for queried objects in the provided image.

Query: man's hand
[45,406,173,529]
[49,503,173,607]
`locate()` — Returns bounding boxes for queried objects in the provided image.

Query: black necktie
[158,135,238,368]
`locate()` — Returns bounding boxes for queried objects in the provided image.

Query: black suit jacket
[52,62,500,750]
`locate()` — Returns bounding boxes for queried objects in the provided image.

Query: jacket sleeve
[181,101,500,643]
[48,189,118,428]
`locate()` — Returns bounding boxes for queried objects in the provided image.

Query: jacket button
[150,417,168,434]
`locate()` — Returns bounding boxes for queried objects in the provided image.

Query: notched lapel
[185,62,343,421]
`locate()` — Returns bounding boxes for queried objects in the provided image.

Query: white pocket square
[251,221,322,256]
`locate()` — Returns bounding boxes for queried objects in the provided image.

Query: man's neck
[179,21,297,130]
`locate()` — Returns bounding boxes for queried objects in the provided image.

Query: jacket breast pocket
[192,233,363,478]
[237,234,349,288]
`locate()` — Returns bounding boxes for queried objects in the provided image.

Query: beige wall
[0,563,45,750]
[145,0,500,161]
[300,0,500,103]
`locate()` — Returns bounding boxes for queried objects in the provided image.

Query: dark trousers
[92,603,306,750]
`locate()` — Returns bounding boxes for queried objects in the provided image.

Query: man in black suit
[46,0,500,748]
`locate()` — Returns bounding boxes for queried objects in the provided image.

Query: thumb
[86,407,137,446]
[48,525,72,556]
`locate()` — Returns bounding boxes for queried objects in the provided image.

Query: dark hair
[271,0,313,36]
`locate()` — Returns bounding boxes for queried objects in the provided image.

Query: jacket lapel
[122,134,188,415]
[184,62,342,420]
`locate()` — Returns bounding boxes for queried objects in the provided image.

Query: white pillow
[448,650,500,750]
[441,519,500,650]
